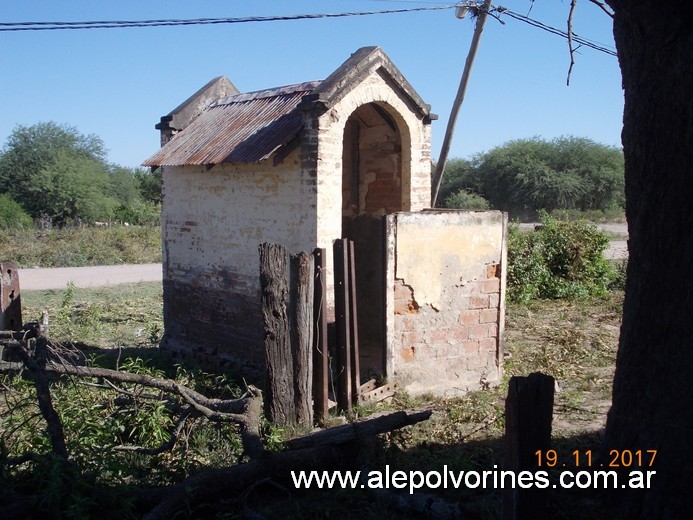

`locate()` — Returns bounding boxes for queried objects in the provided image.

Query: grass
[21,281,164,350]
[6,282,624,518]
[0,225,161,268]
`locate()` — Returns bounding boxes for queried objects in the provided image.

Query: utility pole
[431,0,493,207]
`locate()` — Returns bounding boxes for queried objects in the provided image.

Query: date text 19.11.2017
[534,449,657,468]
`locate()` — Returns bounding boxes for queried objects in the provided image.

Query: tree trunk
[604,2,693,516]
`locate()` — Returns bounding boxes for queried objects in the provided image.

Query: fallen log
[143,407,433,520]
[285,408,432,450]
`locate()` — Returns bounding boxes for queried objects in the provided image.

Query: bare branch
[588,0,614,18]
[567,0,578,86]
[13,337,69,461]
[1,342,264,458]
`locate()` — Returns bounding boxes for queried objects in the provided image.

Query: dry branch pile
[0,320,431,518]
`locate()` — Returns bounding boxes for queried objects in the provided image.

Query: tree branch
[13,337,69,461]
[588,0,614,18]
[567,0,578,86]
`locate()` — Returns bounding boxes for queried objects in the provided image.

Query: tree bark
[259,243,295,426]
[604,1,693,516]
[290,252,314,427]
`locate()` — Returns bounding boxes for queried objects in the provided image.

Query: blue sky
[0,1,622,169]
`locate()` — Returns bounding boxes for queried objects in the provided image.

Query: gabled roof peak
[309,46,432,119]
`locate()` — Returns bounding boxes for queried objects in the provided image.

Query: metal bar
[333,239,352,411]
[312,248,329,421]
[347,239,360,404]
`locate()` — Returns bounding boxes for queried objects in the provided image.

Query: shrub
[444,189,490,210]
[507,212,616,302]
[0,193,33,229]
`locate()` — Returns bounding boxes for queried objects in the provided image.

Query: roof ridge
[214,80,322,106]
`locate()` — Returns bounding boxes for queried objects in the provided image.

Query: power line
[0,3,617,57]
[495,6,617,56]
[0,5,456,31]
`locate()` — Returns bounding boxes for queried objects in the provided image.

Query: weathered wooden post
[0,261,22,332]
[503,372,555,520]
[290,252,314,427]
[259,243,295,426]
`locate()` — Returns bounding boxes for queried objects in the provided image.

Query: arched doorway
[341,102,408,376]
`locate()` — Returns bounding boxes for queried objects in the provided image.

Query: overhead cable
[0,5,455,31]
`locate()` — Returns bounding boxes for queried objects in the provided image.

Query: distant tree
[444,189,490,210]
[31,149,116,223]
[109,166,143,208]
[0,122,116,224]
[134,167,162,205]
[434,158,481,206]
[475,136,623,214]
[0,193,32,229]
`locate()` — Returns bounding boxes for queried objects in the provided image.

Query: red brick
[400,347,415,362]
[400,331,418,348]
[394,281,412,300]
[481,278,501,294]
[428,329,450,343]
[479,308,498,324]
[461,340,480,355]
[395,298,418,315]
[449,327,469,342]
[467,295,489,310]
[458,310,480,325]
[486,263,500,278]
[479,337,497,353]
[488,293,500,308]
[469,323,492,340]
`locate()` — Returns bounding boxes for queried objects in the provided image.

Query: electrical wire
[0,5,456,31]
[497,6,617,56]
[0,2,617,57]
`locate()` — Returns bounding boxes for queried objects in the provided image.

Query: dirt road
[16,222,627,291]
[18,264,162,291]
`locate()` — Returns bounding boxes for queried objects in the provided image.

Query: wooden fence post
[0,262,22,332]
[290,252,314,427]
[503,372,555,520]
[259,243,295,426]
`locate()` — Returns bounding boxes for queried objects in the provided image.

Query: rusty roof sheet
[143,81,321,167]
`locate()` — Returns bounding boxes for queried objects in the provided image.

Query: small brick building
[144,47,506,394]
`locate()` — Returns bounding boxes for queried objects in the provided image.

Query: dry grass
[13,283,624,518]
[0,225,161,268]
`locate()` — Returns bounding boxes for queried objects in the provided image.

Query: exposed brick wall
[386,211,507,395]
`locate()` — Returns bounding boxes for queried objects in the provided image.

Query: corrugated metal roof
[143,81,321,167]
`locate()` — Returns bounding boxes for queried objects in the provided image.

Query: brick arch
[341,101,408,217]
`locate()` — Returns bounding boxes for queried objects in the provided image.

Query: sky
[0,1,623,169]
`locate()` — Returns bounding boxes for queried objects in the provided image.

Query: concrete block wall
[385,210,507,395]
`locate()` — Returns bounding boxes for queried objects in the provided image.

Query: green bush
[507,213,616,302]
[0,193,33,229]
[444,189,490,210]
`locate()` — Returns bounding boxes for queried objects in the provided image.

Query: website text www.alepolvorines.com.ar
[291,465,657,495]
